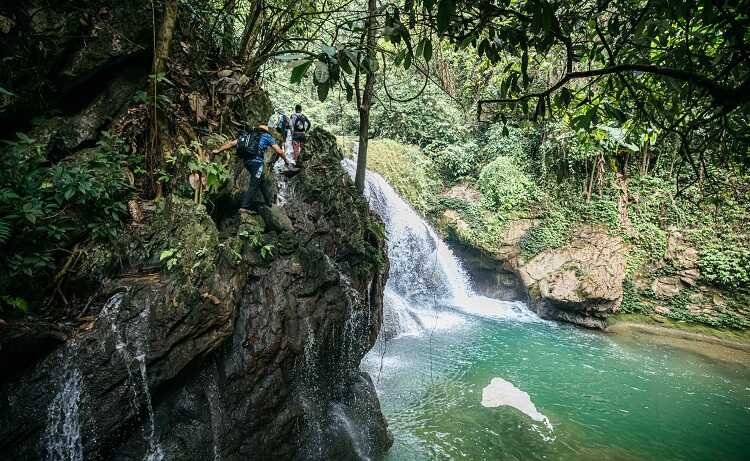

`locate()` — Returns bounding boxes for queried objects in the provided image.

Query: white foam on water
[410,308,466,332]
[481,377,554,440]
[450,296,543,324]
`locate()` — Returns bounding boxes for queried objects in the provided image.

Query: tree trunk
[354,0,377,193]
[221,0,237,57]
[148,0,178,198]
[616,151,635,236]
[640,139,650,176]
[238,0,263,69]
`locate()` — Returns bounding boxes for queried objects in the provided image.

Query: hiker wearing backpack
[212,121,290,213]
[272,109,293,160]
[289,104,310,161]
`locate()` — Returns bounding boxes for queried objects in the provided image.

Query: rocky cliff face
[0,0,153,149]
[0,129,392,460]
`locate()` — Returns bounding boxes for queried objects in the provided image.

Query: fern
[0,218,10,244]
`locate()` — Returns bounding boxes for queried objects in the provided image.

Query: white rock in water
[481,378,552,431]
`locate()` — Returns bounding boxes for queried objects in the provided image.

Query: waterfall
[342,159,472,303]
[342,158,538,338]
[44,366,83,461]
[98,293,164,461]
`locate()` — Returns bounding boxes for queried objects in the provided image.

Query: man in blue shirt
[213,122,290,213]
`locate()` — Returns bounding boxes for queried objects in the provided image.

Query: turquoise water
[363,307,750,461]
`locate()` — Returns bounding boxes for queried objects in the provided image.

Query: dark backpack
[236,130,262,161]
[293,114,309,132]
[277,114,288,132]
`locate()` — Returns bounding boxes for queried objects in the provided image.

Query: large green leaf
[317,81,330,101]
[321,44,337,57]
[423,39,433,62]
[290,60,313,84]
[521,50,529,86]
[338,51,353,74]
[534,97,545,120]
[560,87,572,107]
[313,61,330,84]
[343,79,354,102]
[0,86,16,97]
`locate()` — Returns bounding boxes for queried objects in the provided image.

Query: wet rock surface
[0,130,391,460]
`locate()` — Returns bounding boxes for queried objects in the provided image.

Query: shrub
[519,208,572,257]
[478,156,538,213]
[699,242,750,289]
[366,139,436,213]
[426,141,481,182]
[481,124,531,163]
[620,279,650,314]
[0,131,131,305]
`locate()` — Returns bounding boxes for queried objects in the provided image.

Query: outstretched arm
[272,143,290,165]
[212,139,237,155]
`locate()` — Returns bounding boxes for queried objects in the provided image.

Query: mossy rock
[259,205,293,232]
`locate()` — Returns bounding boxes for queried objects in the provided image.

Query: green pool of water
[363,307,750,461]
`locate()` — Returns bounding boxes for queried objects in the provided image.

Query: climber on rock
[290,104,311,162]
[212,120,290,213]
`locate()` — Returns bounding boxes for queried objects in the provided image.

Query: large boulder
[519,226,627,329]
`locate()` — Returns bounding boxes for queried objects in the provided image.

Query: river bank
[607,314,750,367]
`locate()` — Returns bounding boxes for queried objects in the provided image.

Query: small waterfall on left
[99,292,164,461]
[43,364,83,461]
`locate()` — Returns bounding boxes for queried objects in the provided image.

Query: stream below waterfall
[343,159,750,461]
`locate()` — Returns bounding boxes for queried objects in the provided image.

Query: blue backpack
[277,114,288,132]
[236,130,262,161]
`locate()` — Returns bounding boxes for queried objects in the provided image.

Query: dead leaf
[188,92,208,123]
[201,292,222,305]
[188,172,201,190]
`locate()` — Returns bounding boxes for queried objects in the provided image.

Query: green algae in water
[363,310,750,461]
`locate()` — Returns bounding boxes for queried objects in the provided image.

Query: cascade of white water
[330,403,372,461]
[342,159,472,303]
[342,158,539,337]
[98,293,164,461]
[204,362,225,461]
[44,365,84,461]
